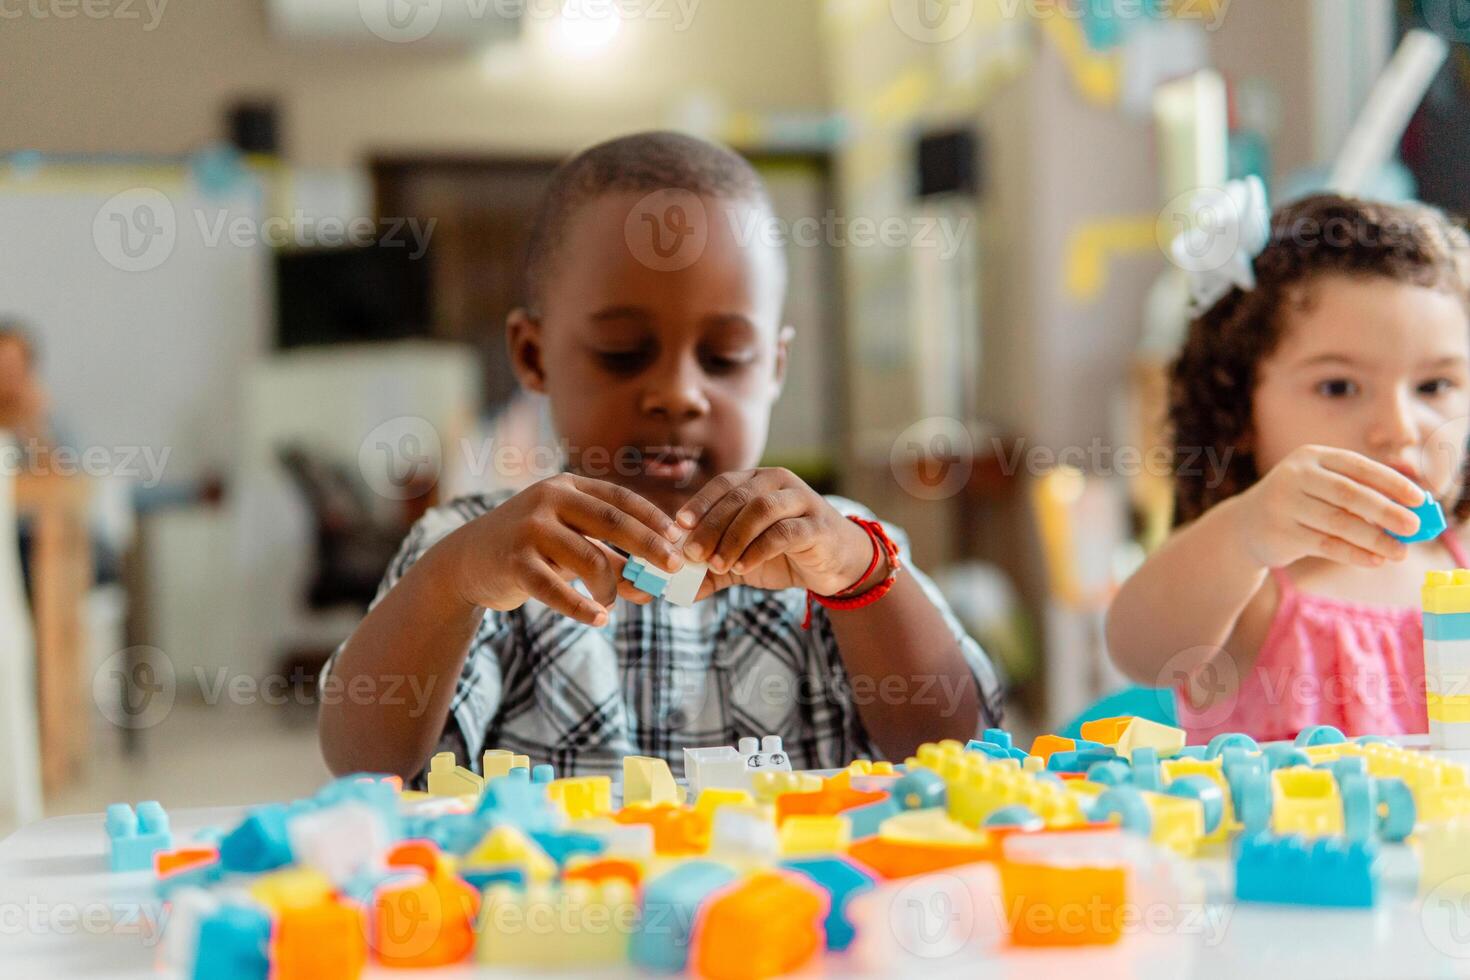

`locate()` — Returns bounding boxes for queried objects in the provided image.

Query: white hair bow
[1169,175,1271,313]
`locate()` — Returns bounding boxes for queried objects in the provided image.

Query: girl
[1107,188,1470,741]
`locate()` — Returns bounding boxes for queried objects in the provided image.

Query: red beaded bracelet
[801,516,902,630]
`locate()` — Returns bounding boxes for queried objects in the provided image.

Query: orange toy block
[693,871,828,980]
[846,836,993,880]
[774,783,888,824]
[154,846,218,877]
[1028,734,1076,764]
[386,839,453,877]
[613,803,710,856]
[371,860,480,967]
[563,857,643,889]
[999,860,1127,946]
[274,898,368,980]
[1079,716,1133,745]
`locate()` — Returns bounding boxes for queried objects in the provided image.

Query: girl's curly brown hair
[1170,193,1470,526]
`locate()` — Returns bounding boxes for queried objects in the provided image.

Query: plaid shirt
[324,489,1003,783]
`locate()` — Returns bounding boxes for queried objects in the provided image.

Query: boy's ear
[507,307,547,394]
[772,324,795,393]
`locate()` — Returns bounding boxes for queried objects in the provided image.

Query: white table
[6,742,1470,978]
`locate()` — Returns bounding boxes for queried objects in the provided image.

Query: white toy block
[708,806,779,861]
[622,552,709,607]
[571,818,655,860]
[745,735,792,774]
[286,802,386,885]
[682,736,792,795]
[483,749,531,779]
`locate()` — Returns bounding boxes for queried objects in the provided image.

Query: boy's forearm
[826,569,981,761]
[317,535,485,780]
[1105,495,1268,685]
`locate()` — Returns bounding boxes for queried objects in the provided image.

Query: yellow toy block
[878,809,988,847]
[465,826,556,882]
[1022,756,1044,773]
[482,749,531,779]
[694,788,755,820]
[1159,758,1233,843]
[548,777,613,819]
[1418,818,1470,896]
[1271,767,1342,837]
[427,751,484,798]
[919,747,1087,829]
[249,868,333,911]
[478,879,638,966]
[623,756,680,806]
[1347,741,1470,823]
[1424,569,1470,614]
[1080,716,1133,745]
[751,771,821,804]
[1114,718,1186,761]
[1142,792,1205,857]
[777,814,850,855]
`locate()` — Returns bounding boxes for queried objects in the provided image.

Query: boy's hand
[449,474,683,626]
[1232,445,1426,569]
[667,468,883,599]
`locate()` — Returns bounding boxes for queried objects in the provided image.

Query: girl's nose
[1368,387,1420,452]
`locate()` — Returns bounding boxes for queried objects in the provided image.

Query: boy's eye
[1316,378,1358,397]
[596,349,653,373]
[1419,377,1458,396]
[700,350,756,375]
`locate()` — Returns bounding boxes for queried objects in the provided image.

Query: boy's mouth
[638,445,703,484]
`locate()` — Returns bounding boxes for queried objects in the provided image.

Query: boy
[318,132,1002,781]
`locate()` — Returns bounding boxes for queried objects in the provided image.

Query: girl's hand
[447,473,683,625]
[664,468,881,599]
[1232,445,1427,569]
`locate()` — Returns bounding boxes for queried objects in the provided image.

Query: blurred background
[0,0,1464,832]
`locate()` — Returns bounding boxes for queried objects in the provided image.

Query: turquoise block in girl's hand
[1391,493,1445,544]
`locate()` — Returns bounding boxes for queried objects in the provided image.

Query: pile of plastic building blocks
[116,718,1470,979]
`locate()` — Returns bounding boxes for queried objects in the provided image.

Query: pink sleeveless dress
[1176,532,1470,743]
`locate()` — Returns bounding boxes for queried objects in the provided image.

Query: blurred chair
[0,433,44,827]
[1030,466,1133,731]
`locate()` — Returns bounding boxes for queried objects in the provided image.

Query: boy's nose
[639,363,710,422]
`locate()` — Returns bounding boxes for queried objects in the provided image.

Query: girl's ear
[507,308,547,394]
[772,324,795,394]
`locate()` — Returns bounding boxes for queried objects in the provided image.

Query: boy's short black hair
[522,130,772,315]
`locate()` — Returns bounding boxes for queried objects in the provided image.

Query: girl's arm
[1105,494,1268,685]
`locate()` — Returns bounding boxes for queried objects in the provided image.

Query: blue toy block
[631,861,740,972]
[218,805,293,873]
[844,797,901,838]
[984,805,1044,830]
[105,801,173,872]
[890,769,946,810]
[460,865,528,891]
[1294,724,1346,747]
[403,812,489,855]
[1391,493,1445,543]
[476,774,556,832]
[312,774,403,838]
[529,829,606,865]
[1046,746,1117,773]
[191,903,270,980]
[623,558,669,597]
[1235,833,1378,907]
[781,856,875,952]
[532,764,555,784]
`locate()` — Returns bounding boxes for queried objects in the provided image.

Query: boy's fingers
[1318,449,1425,508]
[1296,498,1407,561]
[683,471,785,563]
[674,470,755,532]
[568,476,683,544]
[522,558,608,626]
[710,489,808,573]
[560,490,683,573]
[1304,468,1419,537]
[543,532,622,606]
[731,518,814,575]
[617,580,654,605]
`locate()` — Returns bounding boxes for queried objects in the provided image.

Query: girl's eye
[596,349,652,373]
[1316,378,1358,397]
[1419,377,1457,396]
